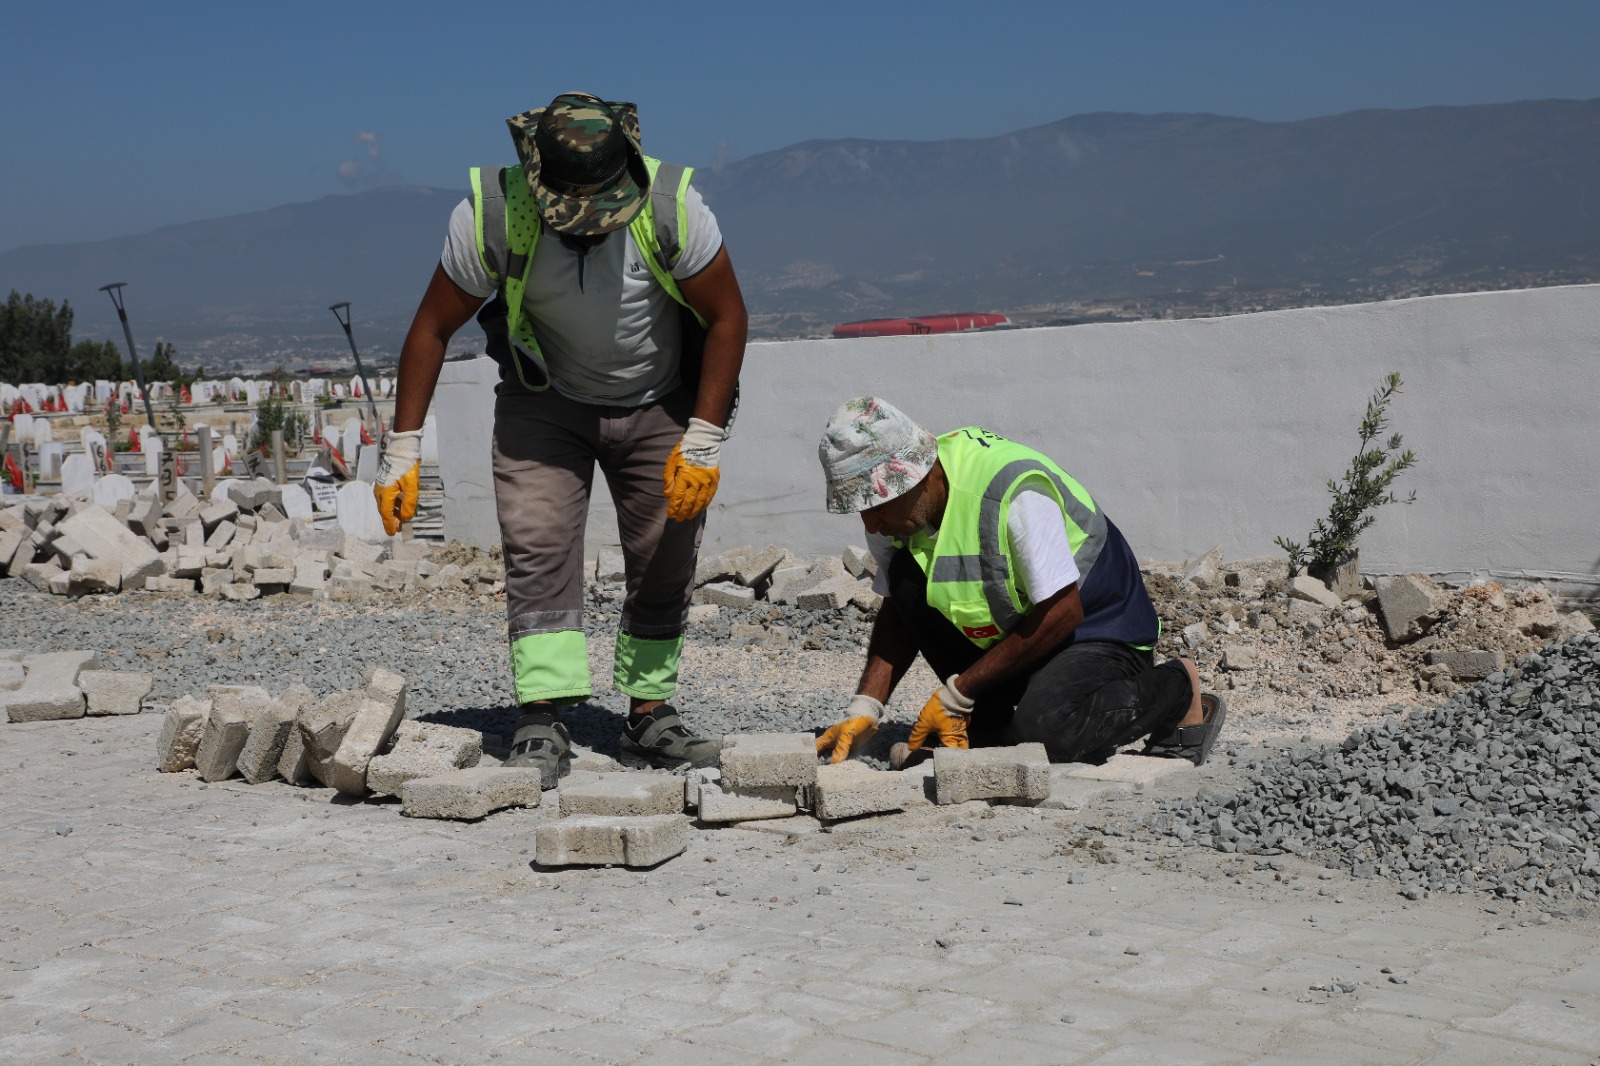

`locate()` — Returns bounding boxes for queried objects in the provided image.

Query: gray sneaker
[619,705,721,770]
[506,709,572,789]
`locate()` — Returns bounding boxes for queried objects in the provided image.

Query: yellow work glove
[663,417,723,522]
[373,429,422,536]
[907,676,975,750]
[815,695,885,763]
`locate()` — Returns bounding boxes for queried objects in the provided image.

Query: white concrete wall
[435,284,1600,587]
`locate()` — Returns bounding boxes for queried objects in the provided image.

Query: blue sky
[3,0,1598,253]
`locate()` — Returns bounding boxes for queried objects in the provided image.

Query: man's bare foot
[1176,657,1205,727]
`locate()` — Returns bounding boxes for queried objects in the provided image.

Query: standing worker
[814,397,1225,766]
[378,92,746,786]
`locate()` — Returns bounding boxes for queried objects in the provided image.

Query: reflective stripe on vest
[468,158,706,392]
[910,430,1107,646]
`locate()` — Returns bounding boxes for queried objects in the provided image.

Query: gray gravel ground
[1144,634,1600,904]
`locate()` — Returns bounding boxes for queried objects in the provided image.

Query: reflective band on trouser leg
[612,632,683,701]
[509,630,591,704]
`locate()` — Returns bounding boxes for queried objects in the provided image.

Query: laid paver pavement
[2,713,1598,1065]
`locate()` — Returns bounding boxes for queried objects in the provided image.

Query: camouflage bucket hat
[506,91,649,236]
[818,397,939,514]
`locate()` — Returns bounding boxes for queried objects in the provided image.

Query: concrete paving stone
[67,555,122,594]
[365,720,483,797]
[796,573,864,611]
[1066,753,1197,789]
[19,649,101,686]
[835,991,1015,1057]
[329,676,408,795]
[401,765,542,820]
[2,683,86,722]
[933,743,1051,804]
[557,771,685,817]
[193,699,253,782]
[1456,993,1600,1054]
[720,731,818,788]
[77,1011,289,1063]
[1087,1033,1249,1065]
[58,505,164,588]
[276,725,315,784]
[697,782,799,823]
[297,688,364,787]
[1415,1029,1595,1066]
[684,764,720,808]
[77,669,155,716]
[813,761,926,820]
[234,697,302,785]
[230,1005,429,1061]
[696,580,755,607]
[155,695,211,771]
[626,1038,757,1066]
[528,1018,664,1061]
[941,1031,1100,1066]
[729,812,824,836]
[534,813,689,867]
[1038,770,1137,809]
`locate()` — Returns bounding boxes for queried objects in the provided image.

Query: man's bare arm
[854,598,921,704]
[391,264,485,433]
[953,584,1085,696]
[675,246,748,429]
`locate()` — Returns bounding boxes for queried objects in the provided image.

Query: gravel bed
[1145,634,1600,902]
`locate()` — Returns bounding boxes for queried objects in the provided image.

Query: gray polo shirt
[440,182,723,406]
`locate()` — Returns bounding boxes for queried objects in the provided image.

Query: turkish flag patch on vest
[962,623,1000,640]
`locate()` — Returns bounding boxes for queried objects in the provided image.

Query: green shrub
[1276,371,1419,577]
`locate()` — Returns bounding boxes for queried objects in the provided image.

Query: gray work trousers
[491,385,704,704]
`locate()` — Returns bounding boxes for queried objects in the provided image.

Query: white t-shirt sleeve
[440,197,495,299]
[1007,490,1080,605]
[671,182,723,280]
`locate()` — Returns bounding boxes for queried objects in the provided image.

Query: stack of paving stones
[0,648,154,722]
[1153,634,1600,903]
[685,542,880,614]
[0,480,452,600]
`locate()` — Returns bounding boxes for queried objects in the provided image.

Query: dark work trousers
[886,549,1192,763]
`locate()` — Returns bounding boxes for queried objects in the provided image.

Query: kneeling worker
[814,396,1224,765]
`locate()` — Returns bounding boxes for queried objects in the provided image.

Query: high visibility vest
[468,157,706,394]
[896,427,1158,650]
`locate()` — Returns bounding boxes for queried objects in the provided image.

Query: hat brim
[508,100,649,237]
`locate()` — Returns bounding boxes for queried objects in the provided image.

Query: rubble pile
[0,480,499,601]
[1153,634,1600,902]
[1141,549,1593,707]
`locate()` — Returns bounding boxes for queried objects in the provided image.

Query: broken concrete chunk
[720,732,818,789]
[695,581,754,608]
[366,720,483,797]
[1376,573,1447,643]
[534,813,689,868]
[933,744,1051,805]
[157,696,211,772]
[1289,574,1343,609]
[3,685,86,723]
[79,670,154,715]
[400,766,542,820]
[1425,648,1505,681]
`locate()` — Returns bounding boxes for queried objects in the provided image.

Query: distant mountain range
[3,98,1598,367]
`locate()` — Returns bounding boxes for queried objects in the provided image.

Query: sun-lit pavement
[3,713,1598,1065]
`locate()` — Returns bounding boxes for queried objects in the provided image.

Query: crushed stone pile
[1149,634,1600,903]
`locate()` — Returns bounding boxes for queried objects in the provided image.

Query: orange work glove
[906,676,975,750]
[815,695,885,763]
[662,417,723,522]
[373,429,421,536]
